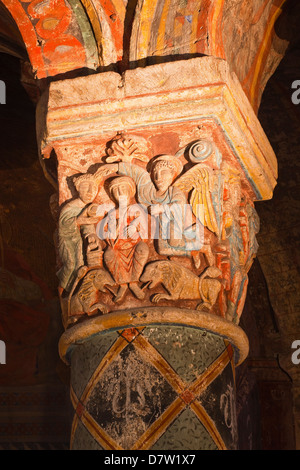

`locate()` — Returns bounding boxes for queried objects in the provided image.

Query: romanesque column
[37,57,277,450]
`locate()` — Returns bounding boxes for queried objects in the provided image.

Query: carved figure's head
[108,176,136,207]
[151,155,182,193]
[140,262,162,289]
[74,174,98,204]
[93,269,115,292]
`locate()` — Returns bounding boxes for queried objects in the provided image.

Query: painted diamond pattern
[70,326,234,450]
[85,343,178,449]
[143,326,226,383]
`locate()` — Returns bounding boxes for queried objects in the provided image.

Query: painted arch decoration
[0,0,288,111]
[128,0,288,111]
[1,0,100,78]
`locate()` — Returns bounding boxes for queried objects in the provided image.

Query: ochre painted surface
[0,0,288,111]
[1,0,99,77]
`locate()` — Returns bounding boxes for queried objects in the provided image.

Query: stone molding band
[59,306,249,366]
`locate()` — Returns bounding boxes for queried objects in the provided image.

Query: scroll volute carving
[56,134,259,328]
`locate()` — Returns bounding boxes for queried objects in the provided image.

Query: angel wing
[174,164,220,236]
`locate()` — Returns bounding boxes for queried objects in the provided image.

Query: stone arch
[80,0,125,65]
[0,0,290,111]
[127,0,288,112]
[0,0,99,78]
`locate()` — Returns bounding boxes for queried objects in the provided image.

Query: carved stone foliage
[56,134,259,328]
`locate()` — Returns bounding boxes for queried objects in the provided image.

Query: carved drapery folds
[36,57,276,331]
[55,133,259,328]
[36,57,277,449]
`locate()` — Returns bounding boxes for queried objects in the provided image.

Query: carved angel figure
[103,155,203,257]
[173,164,220,237]
[172,163,223,268]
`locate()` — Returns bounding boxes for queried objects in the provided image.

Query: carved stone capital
[36,56,277,450]
[36,57,276,331]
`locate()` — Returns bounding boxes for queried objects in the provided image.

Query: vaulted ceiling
[0,0,298,112]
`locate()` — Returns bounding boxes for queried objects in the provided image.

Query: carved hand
[86,204,98,217]
[96,163,118,175]
[77,214,100,226]
[86,234,99,245]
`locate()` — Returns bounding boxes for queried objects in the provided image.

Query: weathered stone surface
[0,0,290,114]
[38,57,277,200]
[35,58,278,338]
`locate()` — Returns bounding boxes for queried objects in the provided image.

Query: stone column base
[59,308,248,450]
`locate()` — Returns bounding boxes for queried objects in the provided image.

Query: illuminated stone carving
[37,57,277,450]
[55,132,260,327]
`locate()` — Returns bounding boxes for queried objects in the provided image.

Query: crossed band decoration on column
[69,325,235,450]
